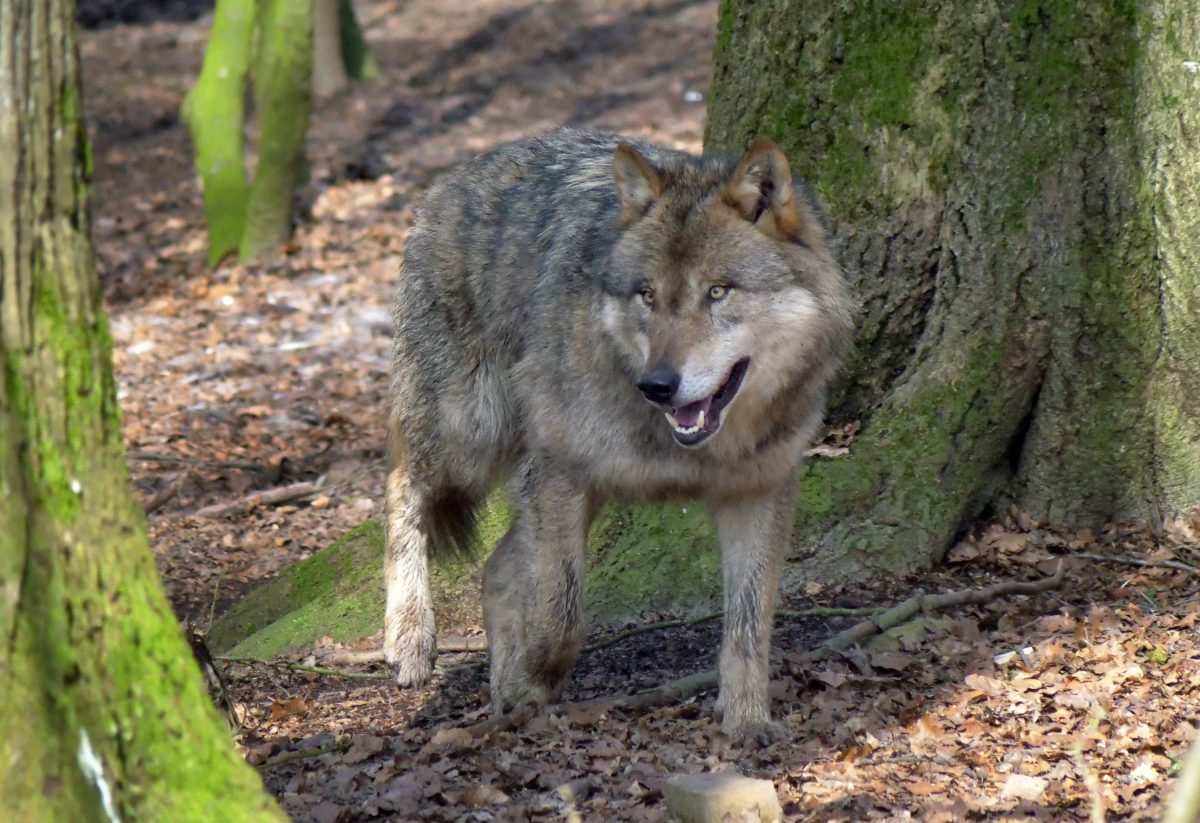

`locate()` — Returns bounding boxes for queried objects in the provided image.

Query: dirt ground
[81,1,1199,820]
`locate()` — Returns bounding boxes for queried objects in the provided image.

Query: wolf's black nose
[637,364,680,403]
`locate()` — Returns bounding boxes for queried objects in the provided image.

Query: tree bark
[181,0,256,267]
[240,0,313,261]
[706,1,1200,578]
[338,0,380,82]
[312,0,349,98]
[0,1,285,818]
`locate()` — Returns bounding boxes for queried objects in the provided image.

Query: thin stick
[1067,551,1197,575]
[217,656,391,681]
[190,480,318,519]
[315,606,881,668]
[462,564,1067,738]
[142,470,191,514]
[257,740,347,770]
[129,450,266,471]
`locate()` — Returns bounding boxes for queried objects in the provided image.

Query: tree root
[462,563,1066,738]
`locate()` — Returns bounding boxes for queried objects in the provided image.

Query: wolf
[383,128,853,740]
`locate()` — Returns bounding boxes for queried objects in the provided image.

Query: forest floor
[82,1,1199,820]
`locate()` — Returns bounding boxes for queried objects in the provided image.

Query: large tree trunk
[0,1,284,817]
[706,0,1200,578]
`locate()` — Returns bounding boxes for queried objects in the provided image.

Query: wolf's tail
[425,488,483,563]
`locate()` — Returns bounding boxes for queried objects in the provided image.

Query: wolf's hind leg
[383,467,436,687]
[483,458,593,713]
[709,483,796,742]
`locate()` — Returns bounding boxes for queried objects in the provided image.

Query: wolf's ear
[723,137,824,248]
[613,142,664,226]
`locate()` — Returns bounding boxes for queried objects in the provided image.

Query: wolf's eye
[708,284,729,302]
[638,288,655,307]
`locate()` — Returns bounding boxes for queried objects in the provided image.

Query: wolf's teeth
[665,412,679,428]
[697,409,706,429]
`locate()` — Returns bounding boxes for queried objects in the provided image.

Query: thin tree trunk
[312,0,349,98]
[181,0,256,267]
[0,1,284,817]
[338,0,380,81]
[240,0,313,261]
[706,1,1200,578]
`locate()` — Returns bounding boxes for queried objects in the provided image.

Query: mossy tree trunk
[181,0,256,266]
[187,0,367,263]
[706,1,1200,578]
[0,1,285,818]
[239,0,312,261]
[338,0,381,82]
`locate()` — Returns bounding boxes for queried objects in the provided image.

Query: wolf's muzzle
[636,363,680,404]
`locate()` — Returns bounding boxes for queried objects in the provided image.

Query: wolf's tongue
[671,396,713,428]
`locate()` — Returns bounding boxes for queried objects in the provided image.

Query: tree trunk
[0,1,285,818]
[240,0,313,261]
[312,0,349,98]
[181,0,256,267]
[706,1,1200,578]
[338,0,380,82]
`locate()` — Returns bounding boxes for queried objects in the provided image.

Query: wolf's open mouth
[664,358,751,447]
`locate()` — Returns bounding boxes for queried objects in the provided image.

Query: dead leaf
[342,734,386,764]
[270,696,309,720]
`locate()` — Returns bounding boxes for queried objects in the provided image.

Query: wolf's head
[601,138,850,450]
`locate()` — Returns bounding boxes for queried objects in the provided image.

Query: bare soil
[82,1,1199,820]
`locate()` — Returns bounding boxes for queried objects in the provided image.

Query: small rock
[662,771,782,823]
[1001,773,1047,801]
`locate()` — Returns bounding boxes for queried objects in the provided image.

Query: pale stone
[662,771,783,823]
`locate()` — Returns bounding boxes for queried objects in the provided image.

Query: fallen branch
[190,480,318,519]
[217,656,391,681]
[257,740,347,770]
[815,561,1066,659]
[142,470,191,514]
[129,450,266,471]
[1067,551,1197,575]
[462,563,1066,738]
[314,606,880,667]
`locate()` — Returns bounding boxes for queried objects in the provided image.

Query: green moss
[212,491,727,660]
[587,503,721,623]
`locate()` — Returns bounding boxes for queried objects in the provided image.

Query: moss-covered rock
[208,497,724,659]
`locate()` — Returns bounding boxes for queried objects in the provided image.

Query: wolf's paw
[383,636,436,688]
[714,691,782,745]
[721,717,787,746]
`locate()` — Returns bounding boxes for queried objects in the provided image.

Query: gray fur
[384,128,853,740]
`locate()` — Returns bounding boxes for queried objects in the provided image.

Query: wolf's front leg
[709,483,796,742]
[383,468,437,687]
[483,456,593,713]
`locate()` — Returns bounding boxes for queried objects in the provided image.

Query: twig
[142,470,192,514]
[462,564,1067,738]
[190,480,318,519]
[257,740,348,770]
[314,607,880,668]
[129,450,266,471]
[814,561,1066,660]
[205,569,225,635]
[217,656,391,681]
[1067,551,1197,575]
